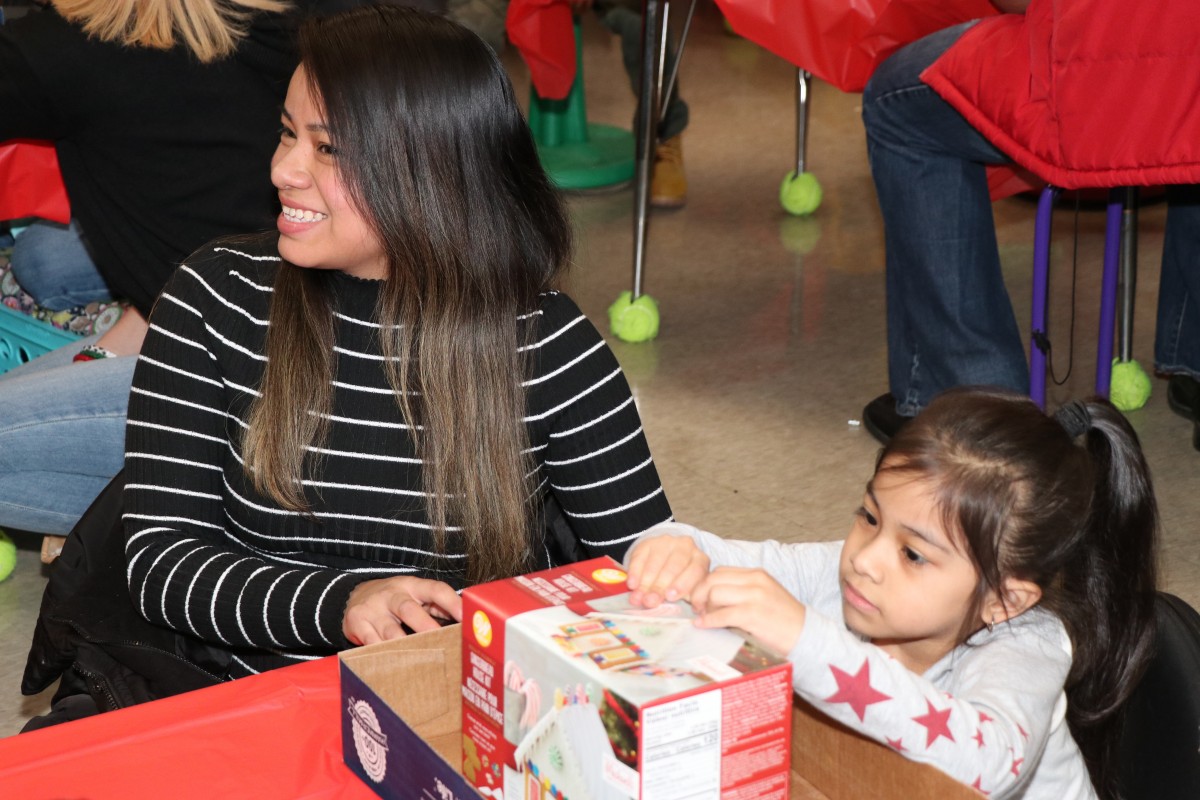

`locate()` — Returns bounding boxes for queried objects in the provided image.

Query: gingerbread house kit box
[461,557,794,800]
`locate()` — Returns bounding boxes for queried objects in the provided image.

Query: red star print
[979,711,994,725]
[1017,723,1029,740]
[886,737,905,752]
[912,699,955,748]
[824,660,892,721]
[1011,757,1024,777]
[971,776,990,796]
[973,729,985,748]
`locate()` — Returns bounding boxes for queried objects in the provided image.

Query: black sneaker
[862,393,913,446]
[1166,374,1200,452]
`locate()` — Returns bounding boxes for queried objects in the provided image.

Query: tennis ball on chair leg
[780,171,822,216]
[607,291,660,343]
[0,531,16,582]
[1109,359,1152,411]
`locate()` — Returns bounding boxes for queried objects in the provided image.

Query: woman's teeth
[282,205,328,222]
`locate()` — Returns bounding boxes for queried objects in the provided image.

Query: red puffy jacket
[922,0,1200,190]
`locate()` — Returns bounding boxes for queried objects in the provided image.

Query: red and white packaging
[461,557,793,800]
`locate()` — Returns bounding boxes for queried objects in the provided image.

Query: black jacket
[23,471,229,716]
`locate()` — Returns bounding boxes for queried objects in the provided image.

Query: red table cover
[504,1,1002,103]
[0,140,71,225]
[507,0,577,100]
[714,0,999,93]
[0,656,376,799]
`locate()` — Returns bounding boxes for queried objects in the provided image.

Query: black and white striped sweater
[124,236,673,677]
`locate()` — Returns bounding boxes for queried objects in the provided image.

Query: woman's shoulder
[528,290,594,339]
[954,606,1073,673]
[183,233,280,278]
[164,233,279,308]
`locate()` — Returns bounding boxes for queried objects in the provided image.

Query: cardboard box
[460,557,794,800]
[339,626,981,800]
[789,697,982,800]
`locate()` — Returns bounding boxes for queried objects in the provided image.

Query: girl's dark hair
[242,5,572,583]
[879,387,1158,799]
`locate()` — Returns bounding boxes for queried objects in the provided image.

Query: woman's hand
[343,576,463,646]
[95,306,149,356]
[691,567,806,657]
[626,533,711,608]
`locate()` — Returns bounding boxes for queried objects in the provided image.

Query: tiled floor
[2,4,1197,739]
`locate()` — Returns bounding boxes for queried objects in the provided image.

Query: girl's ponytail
[1051,399,1158,797]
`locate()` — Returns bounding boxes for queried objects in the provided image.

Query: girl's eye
[317,143,339,156]
[902,546,927,566]
[279,125,295,141]
[855,506,878,526]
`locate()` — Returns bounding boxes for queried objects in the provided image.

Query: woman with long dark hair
[122,5,673,677]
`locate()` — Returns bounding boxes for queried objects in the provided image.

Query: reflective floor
[2,5,1197,738]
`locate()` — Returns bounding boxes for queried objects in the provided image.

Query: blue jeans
[11,219,114,311]
[862,22,1028,416]
[1155,186,1200,381]
[0,337,134,535]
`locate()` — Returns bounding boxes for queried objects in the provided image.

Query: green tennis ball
[780,171,822,216]
[608,291,660,343]
[1109,359,1152,411]
[0,530,16,582]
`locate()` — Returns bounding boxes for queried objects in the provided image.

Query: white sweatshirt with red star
[639,523,1096,800]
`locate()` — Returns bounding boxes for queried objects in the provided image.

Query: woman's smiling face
[270,66,387,281]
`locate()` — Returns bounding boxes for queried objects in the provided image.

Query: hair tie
[1055,401,1092,439]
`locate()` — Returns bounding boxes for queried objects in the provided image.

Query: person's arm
[535,293,673,561]
[626,521,843,606]
[788,605,1068,795]
[93,306,148,356]
[636,528,1069,794]
[123,253,365,652]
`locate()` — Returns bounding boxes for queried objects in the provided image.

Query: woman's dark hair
[242,5,572,583]
[878,387,1158,799]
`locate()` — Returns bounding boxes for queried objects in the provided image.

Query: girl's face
[270,67,387,281]
[838,464,986,674]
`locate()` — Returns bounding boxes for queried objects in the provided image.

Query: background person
[0,0,360,540]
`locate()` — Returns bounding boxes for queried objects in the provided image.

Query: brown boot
[650,135,687,209]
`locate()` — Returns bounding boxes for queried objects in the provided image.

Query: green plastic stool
[528,21,635,190]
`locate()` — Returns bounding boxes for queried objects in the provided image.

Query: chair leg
[1030,186,1059,409]
[1118,187,1139,363]
[630,0,664,302]
[1096,190,1123,397]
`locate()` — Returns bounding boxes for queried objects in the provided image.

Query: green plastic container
[529,21,635,190]
[0,304,79,374]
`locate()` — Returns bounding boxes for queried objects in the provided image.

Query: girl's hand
[343,576,463,646]
[626,533,711,608]
[691,567,806,656]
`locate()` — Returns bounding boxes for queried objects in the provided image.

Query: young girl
[121,6,672,680]
[626,388,1157,799]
